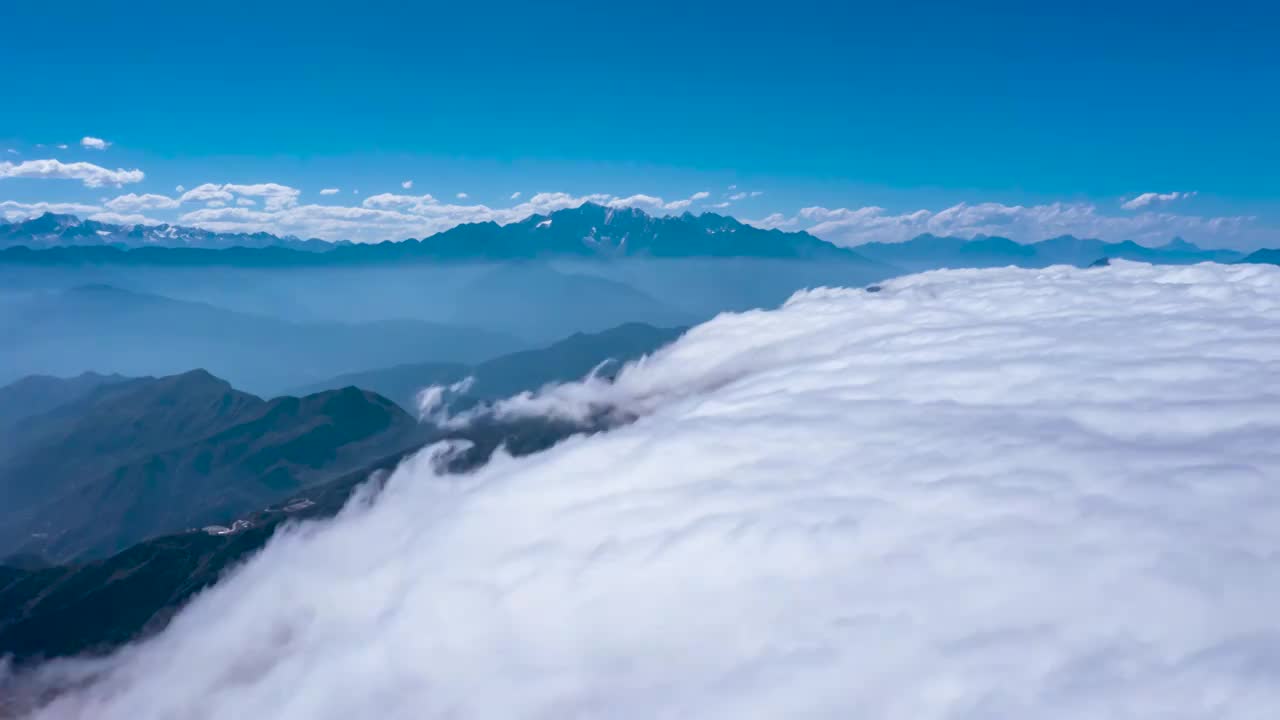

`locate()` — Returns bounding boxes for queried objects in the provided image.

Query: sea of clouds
[12,261,1280,718]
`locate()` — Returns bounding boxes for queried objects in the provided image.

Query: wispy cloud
[1121,191,1197,210]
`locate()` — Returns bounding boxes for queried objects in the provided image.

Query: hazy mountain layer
[853,233,1244,271]
[0,284,521,393]
[290,322,686,412]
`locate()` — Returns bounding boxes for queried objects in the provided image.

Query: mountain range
[851,233,1246,271]
[0,370,425,562]
[0,210,339,252]
[1,204,1270,268]
[0,204,875,264]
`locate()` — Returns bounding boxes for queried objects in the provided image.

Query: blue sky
[1,0,1277,247]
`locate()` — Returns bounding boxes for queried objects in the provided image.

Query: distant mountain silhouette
[0,370,424,562]
[0,370,130,431]
[418,203,869,260]
[1240,248,1280,265]
[0,284,521,392]
[0,212,337,251]
[852,233,1244,271]
[0,204,877,264]
[2,208,1260,270]
[290,322,686,412]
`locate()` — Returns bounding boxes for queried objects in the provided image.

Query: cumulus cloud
[758,201,1263,249]
[103,193,180,212]
[456,192,468,199]
[319,188,340,195]
[174,184,185,193]
[609,191,711,213]
[0,159,144,188]
[80,136,110,150]
[15,262,1280,719]
[1122,191,1197,210]
[178,182,300,211]
[402,180,414,190]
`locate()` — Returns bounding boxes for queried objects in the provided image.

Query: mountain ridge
[0,206,1264,268]
[0,370,425,562]
[0,204,878,264]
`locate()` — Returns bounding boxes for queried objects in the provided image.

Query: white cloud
[756,201,1263,249]
[746,211,801,230]
[178,182,301,211]
[609,191,711,213]
[510,191,522,200]
[5,149,17,155]
[0,159,144,188]
[1122,191,1197,210]
[402,180,414,190]
[175,184,185,193]
[708,201,731,209]
[728,192,748,201]
[319,188,340,195]
[80,136,110,150]
[456,192,468,199]
[104,193,180,212]
[691,191,710,201]
[750,191,763,198]
[179,183,234,205]
[56,144,68,150]
[0,200,103,221]
[87,211,164,226]
[19,262,1280,719]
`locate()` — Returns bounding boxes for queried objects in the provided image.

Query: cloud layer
[16,262,1280,719]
